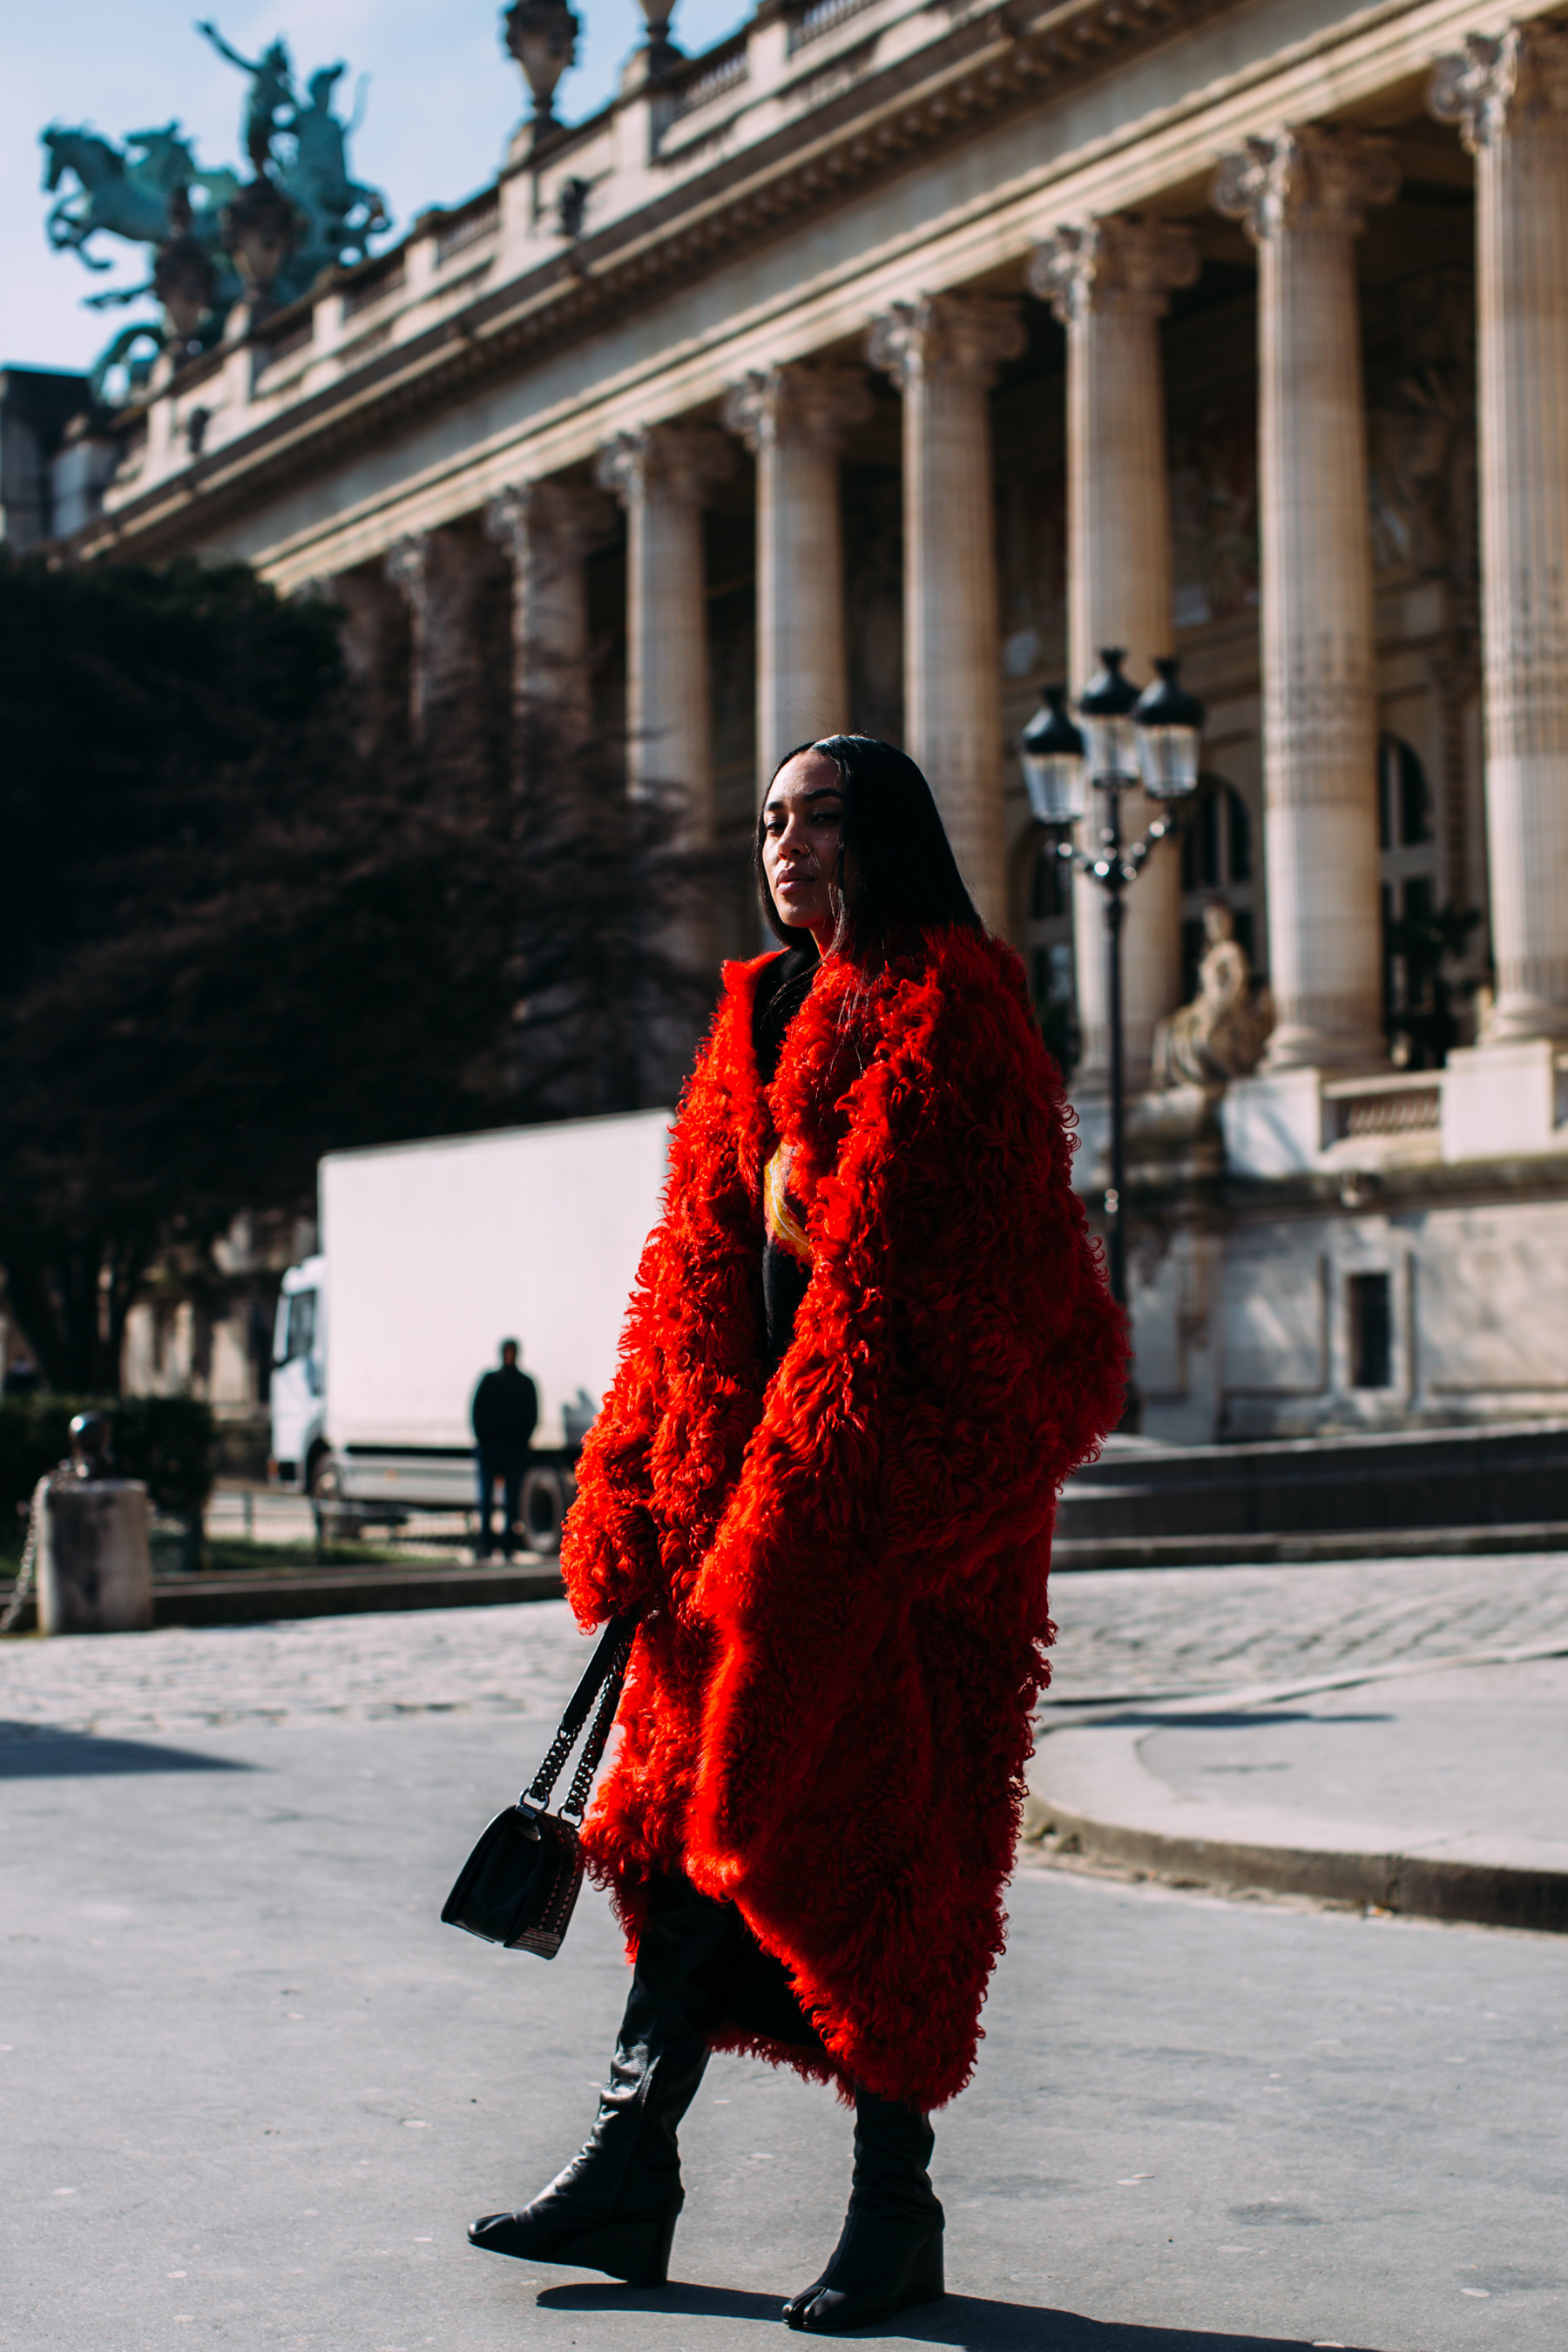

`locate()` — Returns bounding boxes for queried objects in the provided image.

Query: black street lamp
[1018,649,1206,1317]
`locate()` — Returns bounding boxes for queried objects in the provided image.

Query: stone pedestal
[1431,29,1568,1044]
[1214,128,1399,1071]
[594,425,733,842]
[484,478,614,732]
[1030,216,1199,1088]
[38,1479,153,1636]
[722,362,872,791]
[1220,1065,1327,1176]
[866,294,1024,927]
[1441,1037,1568,1161]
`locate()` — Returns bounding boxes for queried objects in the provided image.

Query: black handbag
[440,1610,638,1959]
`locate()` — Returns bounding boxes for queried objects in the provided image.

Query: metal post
[1102,780,1127,1308]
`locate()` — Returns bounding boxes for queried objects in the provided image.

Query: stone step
[1058,1419,1568,1542]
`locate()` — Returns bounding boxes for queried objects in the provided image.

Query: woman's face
[762,750,847,951]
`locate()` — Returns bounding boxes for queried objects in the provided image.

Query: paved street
[3,1558,1566,2349]
[6,1552,1568,1738]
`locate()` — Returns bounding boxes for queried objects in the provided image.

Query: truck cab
[269,1254,326,1492]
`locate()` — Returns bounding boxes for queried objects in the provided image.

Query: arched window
[1178,774,1258,998]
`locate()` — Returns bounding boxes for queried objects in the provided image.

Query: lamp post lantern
[1018,649,1205,1328]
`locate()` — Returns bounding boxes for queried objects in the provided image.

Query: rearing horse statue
[42,126,168,264]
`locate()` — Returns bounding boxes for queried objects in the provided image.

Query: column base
[1441,1039,1568,1162]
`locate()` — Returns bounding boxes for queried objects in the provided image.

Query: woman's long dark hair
[754,734,983,959]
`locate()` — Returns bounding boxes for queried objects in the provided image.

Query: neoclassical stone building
[59,0,1568,1439]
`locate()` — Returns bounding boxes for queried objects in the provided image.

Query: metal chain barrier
[1,1463,71,1638]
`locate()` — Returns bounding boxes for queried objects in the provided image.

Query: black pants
[642,1870,826,2054]
[476,1448,528,1558]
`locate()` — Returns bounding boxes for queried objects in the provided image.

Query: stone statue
[285,66,388,269]
[1152,903,1274,1087]
[196,22,298,175]
[40,22,391,396]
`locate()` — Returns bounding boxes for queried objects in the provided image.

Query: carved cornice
[1212,125,1400,244]
[1027,213,1199,324]
[594,423,733,508]
[76,0,1220,563]
[1429,25,1568,154]
[720,360,872,455]
[864,292,1024,390]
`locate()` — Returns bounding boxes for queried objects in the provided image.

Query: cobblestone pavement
[3,1549,1568,1740]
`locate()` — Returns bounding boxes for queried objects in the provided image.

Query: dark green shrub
[0,1393,213,1519]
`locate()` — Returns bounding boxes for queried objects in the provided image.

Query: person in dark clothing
[471,1340,538,1561]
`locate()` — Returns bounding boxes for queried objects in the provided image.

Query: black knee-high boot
[784,2089,946,2333]
[470,1880,732,2285]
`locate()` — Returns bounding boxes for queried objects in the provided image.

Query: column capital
[864,292,1024,393]
[720,361,872,456]
[1027,215,1200,326]
[483,478,614,564]
[594,423,733,510]
[1212,125,1400,244]
[382,531,429,615]
[1429,26,1568,154]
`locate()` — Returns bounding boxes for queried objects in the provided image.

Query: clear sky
[6,0,750,375]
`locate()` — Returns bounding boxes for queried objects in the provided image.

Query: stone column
[327,563,408,756]
[721,362,872,790]
[1029,216,1199,1087]
[483,478,613,732]
[866,294,1024,927]
[1431,28,1568,1043]
[1213,127,1399,1069]
[383,524,505,754]
[593,425,733,838]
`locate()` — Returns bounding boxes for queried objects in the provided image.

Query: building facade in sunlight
[26,0,1568,1439]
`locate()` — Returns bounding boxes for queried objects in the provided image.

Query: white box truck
[269,1109,671,1552]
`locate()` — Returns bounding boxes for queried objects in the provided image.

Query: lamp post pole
[1018,652,1206,1322]
[1100,780,1129,1305]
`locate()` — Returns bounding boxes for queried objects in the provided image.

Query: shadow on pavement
[1088,1712,1392,1732]
[0,1722,253,1778]
[536,2282,1377,2347]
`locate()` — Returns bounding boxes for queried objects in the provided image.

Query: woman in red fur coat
[471,735,1126,2328]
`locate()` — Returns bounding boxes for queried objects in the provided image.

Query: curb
[1049,1520,1568,1571]
[1025,1645,1568,1934]
[1,1558,564,1636]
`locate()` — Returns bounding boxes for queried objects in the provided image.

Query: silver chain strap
[520,1619,636,1819]
[1,1463,71,1638]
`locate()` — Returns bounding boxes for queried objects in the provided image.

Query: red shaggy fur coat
[560,926,1126,2111]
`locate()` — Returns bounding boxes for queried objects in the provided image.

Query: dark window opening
[1378,733,1432,851]
[1348,1272,1393,1390]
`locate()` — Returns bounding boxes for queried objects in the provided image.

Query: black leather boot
[784,2089,945,2333]
[470,1878,731,2284]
